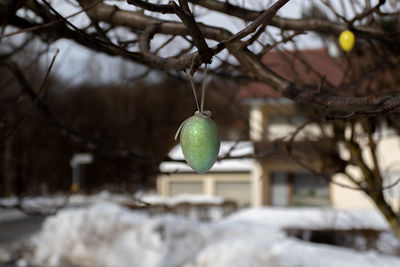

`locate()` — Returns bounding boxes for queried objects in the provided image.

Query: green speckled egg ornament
[179,111,220,173]
[175,63,220,173]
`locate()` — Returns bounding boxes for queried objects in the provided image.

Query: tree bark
[373,192,400,240]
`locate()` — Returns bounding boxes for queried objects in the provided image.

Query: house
[246,48,400,210]
[247,97,400,210]
[157,48,400,210]
[157,141,254,207]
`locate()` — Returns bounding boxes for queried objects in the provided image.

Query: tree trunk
[373,192,400,240]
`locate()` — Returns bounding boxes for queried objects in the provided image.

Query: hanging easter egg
[339,30,355,52]
[178,111,220,173]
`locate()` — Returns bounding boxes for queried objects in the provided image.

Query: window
[270,172,289,206]
[215,181,250,207]
[291,172,330,206]
[169,181,203,196]
[270,171,330,207]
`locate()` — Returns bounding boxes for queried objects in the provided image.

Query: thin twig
[0,0,103,39]
[214,0,290,53]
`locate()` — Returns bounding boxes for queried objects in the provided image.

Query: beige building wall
[332,136,400,210]
[249,104,264,142]
[331,172,375,209]
[251,161,264,207]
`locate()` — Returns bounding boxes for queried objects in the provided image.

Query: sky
[36,0,310,86]
[11,0,394,86]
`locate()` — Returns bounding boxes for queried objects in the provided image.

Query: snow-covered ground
[2,192,400,267]
[0,191,225,212]
[33,205,400,267]
[0,192,228,222]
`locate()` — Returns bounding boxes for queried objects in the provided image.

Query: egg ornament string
[175,64,221,173]
[339,30,355,52]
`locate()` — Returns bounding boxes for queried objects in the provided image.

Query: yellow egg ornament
[339,30,355,52]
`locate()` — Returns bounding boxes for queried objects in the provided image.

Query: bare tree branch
[0,0,103,39]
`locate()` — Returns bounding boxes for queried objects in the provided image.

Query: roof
[159,141,254,173]
[238,48,344,99]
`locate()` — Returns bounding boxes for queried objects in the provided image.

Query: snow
[160,141,254,173]
[196,237,400,267]
[0,191,225,211]
[0,192,131,215]
[138,194,224,206]
[0,192,228,223]
[33,203,210,267]
[31,203,400,267]
[225,207,390,230]
[2,192,400,266]
[0,209,27,223]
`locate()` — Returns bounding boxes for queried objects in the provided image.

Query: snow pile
[0,191,225,209]
[34,203,211,267]
[0,192,231,226]
[225,207,389,230]
[196,237,400,267]
[33,204,400,267]
[137,194,224,206]
[136,194,230,221]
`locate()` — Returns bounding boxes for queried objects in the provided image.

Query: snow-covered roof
[159,141,254,173]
